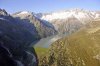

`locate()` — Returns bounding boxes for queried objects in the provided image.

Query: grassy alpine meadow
[34,47,49,66]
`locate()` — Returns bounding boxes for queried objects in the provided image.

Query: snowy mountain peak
[12,11,36,19]
[36,9,100,21]
[18,11,29,14]
[0,9,8,16]
[13,11,35,16]
[68,8,87,12]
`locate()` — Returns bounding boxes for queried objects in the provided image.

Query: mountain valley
[0,8,100,66]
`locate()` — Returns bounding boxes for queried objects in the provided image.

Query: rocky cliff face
[0,19,38,66]
[12,11,57,38]
[0,9,39,66]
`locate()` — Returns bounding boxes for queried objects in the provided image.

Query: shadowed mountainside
[0,9,40,66]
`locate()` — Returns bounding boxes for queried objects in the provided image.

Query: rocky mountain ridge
[10,9,100,36]
[0,9,39,66]
[35,8,100,35]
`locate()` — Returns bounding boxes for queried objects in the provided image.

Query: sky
[0,0,100,14]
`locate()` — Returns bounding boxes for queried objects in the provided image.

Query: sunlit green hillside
[37,20,100,66]
[34,47,49,66]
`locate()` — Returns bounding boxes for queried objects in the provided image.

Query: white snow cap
[40,9,99,21]
[19,11,29,14]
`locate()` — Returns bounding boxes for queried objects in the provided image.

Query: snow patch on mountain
[38,9,100,23]
[13,11,34,16]
[0,17,9,21]
[0,17,5,20]
[18,11,29,14]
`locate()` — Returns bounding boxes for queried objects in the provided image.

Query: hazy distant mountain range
[12,8,100,36]
[1,8,100,36]
[1,8,100,66]
[0,8,100,47]
[36,8,100,34]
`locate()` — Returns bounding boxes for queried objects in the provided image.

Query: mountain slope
[39,9,99,21]
[34,9,100,48]
[39,19,100,66]
[0,19,39,66]
[0,9,40,39]
[36,9,100,35]
[11,9,100,37]
[12,11,56,38]
[0,9,40,66]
